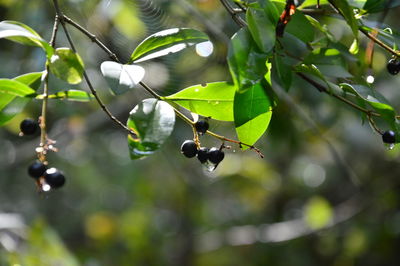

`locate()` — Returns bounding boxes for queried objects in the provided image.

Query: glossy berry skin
[181,140,198,158]
[197,147,209,163]
[44,168,65,188]
[20,118,39,135]
[382,130,396,144]
[387,59,400,75]
[208,147,224,164]
[28,162,47,178]
[195,120,209,135]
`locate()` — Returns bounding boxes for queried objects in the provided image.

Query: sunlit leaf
[234,82,273,149]
[127,98,175,159]
[37,90,94,102]
[164,82,236,121]
[0,79,36,97]
[328,0,359,42]
[0,72,42,126]
[49,48,84,84]
[0,20,53,55]
[129,28,209,63]
[101,61,145,95]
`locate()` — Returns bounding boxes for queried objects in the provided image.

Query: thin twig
[51,0,137,137]
[219,0,247,27]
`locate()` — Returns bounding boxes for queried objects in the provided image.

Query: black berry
[382,130,396,144]
[181,140,198,158]
[197,147,209,163]
[195,120,209,135]
[28,161,47,178]
[208,147,224,164]
[387,59,400,75]
[44,168,65,188]
[20,118,39,135]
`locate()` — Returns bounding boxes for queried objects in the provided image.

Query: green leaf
[271,53,292,91]
[340,83,396,123]
[234,82,273,149]
[100,61,145,95]
[49,48,85,84]
[127,99,175,159]
[0,20,53,55]
[299,0,329,8]
[129,28,209,63]
[328,0,359,42]
[363,0,400,13]
[0,79,36,97]
[164,82,236,121]
[228,27,269,93]
[0,72,42,126]
[304,196,333,229]
[303,48,352,78]
[285,11,315,43]
[246,4,277,53]
[37,90,94,102]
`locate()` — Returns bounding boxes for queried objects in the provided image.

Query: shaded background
[1,0,400,265]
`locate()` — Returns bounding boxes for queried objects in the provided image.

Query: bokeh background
[1,0,400,265]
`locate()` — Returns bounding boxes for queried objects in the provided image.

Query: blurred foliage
[1,0,400,266]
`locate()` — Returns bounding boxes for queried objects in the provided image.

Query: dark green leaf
[0,20,53,55]
[164,82,235,121]
[129,28,209,63]
[246,3,277,53]
[303,48,352,78]
[285,11,315,43]
[228,27,269,93]
[363,0,400,13]
[271,53,292,91]
[49,48,85,84]
[127,99,175,159]
[101,61,145,95]
[328,0,359,43]
[234,82,273,149]
[37,90,94,102]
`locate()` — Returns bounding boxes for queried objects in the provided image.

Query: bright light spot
[42,184,51,192]
[46,167,57,174]
[303,163,326,187]
[366,75,375,84]
[196,41,214,57]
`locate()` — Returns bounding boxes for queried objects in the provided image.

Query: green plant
[1,0,400,191]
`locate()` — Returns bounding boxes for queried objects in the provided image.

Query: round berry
[20,118,39,135]
[195,120,209,135]
[44,168,65,189]
[208,147,225,164]
[382,130,396,144]
[197,147,209,163]
[181,140,198,158]
[28,161,47,178]
[387,59,400,75]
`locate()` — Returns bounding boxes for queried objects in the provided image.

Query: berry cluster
[181,140,225,167]
[180,119,225,170]
[20,118,66,191]
[387,58,400,75]
[28,161,65,190]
